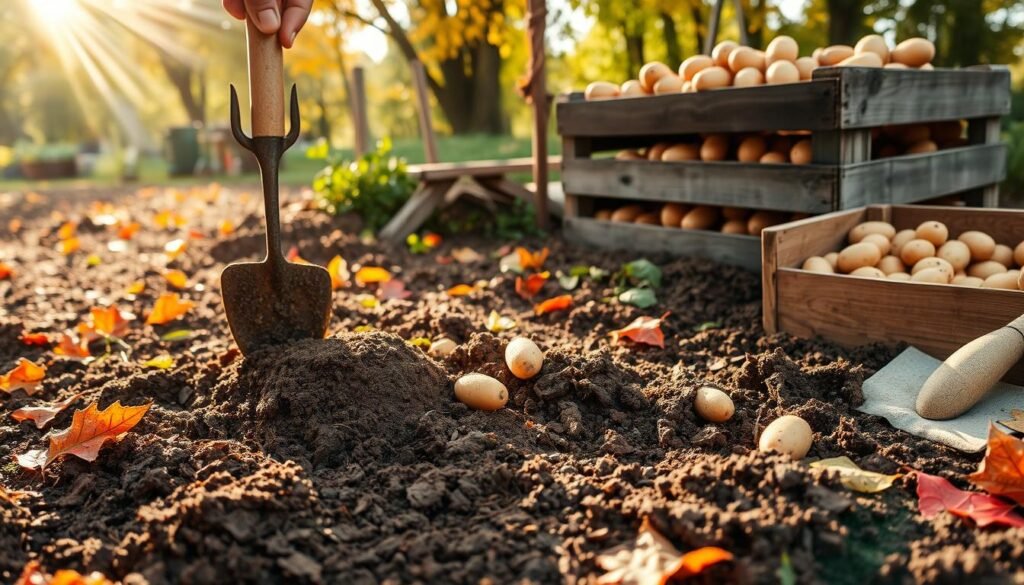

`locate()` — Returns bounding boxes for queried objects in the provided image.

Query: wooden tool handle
[916,314,1024,420]
[246,18,284,137]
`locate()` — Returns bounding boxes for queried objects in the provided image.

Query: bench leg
[378,180,453,242]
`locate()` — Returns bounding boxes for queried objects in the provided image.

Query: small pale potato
[900,239,937,266]
[733,67,765,87]
[694,386,735,423]
[824,252,839,269]
[860,233,891,256]
[766,61,800,84]
[759,151,787,163]
[838,242,883,273]
[915,221,948,246]
[429,338,458,358]
[766,35,799,65]
[737,136,768,162]
[454,373,508,411]
[639,62,673,92]
[620,79,648,97]
[855,34,890,63]
[891,38,935,67]
[682,206,721,230]
[721,219,748,234]
[991,244,1014,268]
[937,240,971,271]
[662,143,701,162]
[912,257,954,281]
[634,213,660,226]
[653,74,684,95]
[982,270,1021,290]
[802,256,834,273]
[906,140,938,154]
[967,260,1008,280]
[647,142,671,161]
[838,52,883,68]
[958,231,996,261]
[679,55,714,81]
[611,205,644,223]
[746,211,788,236]
[794,57,818,80]
[616,149,644,160]
[759,415,813,459]
[884,62,910,69]
[1015,241,1024,267]
[660,203,690,227]
[712,41,738,68]
[912,268,949,284]
[850,266,885,278]
[585,81,619,101]
[818,45,855,66]
[848,221,897,243]
[877,255,906,275]
[692,66,733,91]
[891,229,917,256]
[722,207,750,220]
[789,139,813,165]
[728,47,765,73]
[952,274,984,287]
[505,337,544,379]
[594,209,612,221]
[701,134,730,161]
[888,272,911,281]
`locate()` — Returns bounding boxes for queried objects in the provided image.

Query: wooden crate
[762,205,1024,382]
[558,67,1010,269]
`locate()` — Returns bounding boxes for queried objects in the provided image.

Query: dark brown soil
[0,185,1021,584]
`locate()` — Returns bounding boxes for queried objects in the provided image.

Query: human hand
[223,0,312,49]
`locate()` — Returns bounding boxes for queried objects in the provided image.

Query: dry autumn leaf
[517,246,549,271]
[422,232,442,247]
[11,392,85,429]
[534,294,573,316]
[354,266,392,286]
[89,305,132,338]
[218,219,235,237]
[378,279,412,300]
[968,424,1024,506]
[515,271,550,300]
[57,221,77,240]
[53,332,90,359]
[610,313,670,348]
[485,311,517,332]
[19,332,49,346]
[117,222,141,240]
[0,484,36,507]
[153,210,185,230]
[125,280,145,295]
[164,269,188,289]
[286,246,312,265]
[596,517,732,585]
[18,400,151,471]
[447,284,476,297]
[146,293,195,325]
[916,470,1024,528]
[327,255,350,290]
[15,561,116,585]
[998,409,1024,434]
[0,358,46,396]
[58,237,80,256]
[451,247,485,264]
[142,355,175,370]
[809,457,900,493]
[0,261,13,280]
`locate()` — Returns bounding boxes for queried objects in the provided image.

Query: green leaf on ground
[619,287,657,308]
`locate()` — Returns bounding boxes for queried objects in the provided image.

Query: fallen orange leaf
[515,271,550,300]
[0,358,46,396]
[58,237,80,256]
[610,312,671,349]
[218,219,235,237]
[327,255,350,290]
[19,332,49,346]
[0,262,12,280]
[422,232,443,247]
[57,221,77,240]
[596,517,732,585]
[667,546,735,581]
[117,222,141,240]
[447,284,476,297]
[968,424,1024,506]
[163,238,186,260]
[146,293,195,325]
[164,269,188,289]
[15,561,116,585]
[89,305,132,338]
[12,393,85,429]
[517,246,549,271]
[534,294,572,316]
[53,332,90,359]
[917,470,1024,528]
[125,280,145,295]
[187,229,206,240]
[153,210,185,230]
[18,400,150,471]
[8,218,21,233]
[286,246,312,265]
[355,266,392,286]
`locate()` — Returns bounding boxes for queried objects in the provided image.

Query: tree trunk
[660,13,682,65]
[826,0,864,46]
[159,54,205,125]
[624,26,645,78]
[689,3,705,54]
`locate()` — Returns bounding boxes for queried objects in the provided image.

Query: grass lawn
[0,134,562,193]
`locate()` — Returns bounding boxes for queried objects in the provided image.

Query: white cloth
[858,347,1022,452]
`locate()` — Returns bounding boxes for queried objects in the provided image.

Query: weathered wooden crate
[762,204,1024,383]
[557,67,1010,271]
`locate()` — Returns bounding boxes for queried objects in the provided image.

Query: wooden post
[967,116,1002,207]
[526,0,549,230]
[410,61,439,164]
[705,0,748,54]
[350,66,370,157]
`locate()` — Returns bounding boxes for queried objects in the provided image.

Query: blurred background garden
[2,0,1023,200]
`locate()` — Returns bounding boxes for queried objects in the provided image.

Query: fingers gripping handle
[246,18,284,137]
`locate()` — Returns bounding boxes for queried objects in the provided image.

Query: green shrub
[14,141,78,162]
[311,138,416,231]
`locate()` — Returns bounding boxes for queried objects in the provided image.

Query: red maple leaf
[515,271,549,300]
[916,471,1024,529]
[969,424,1024,506]
[610,312,671,349]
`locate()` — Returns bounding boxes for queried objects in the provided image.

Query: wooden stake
[350,66,369,156]
[411,61,439,164]
[526,0,549,230]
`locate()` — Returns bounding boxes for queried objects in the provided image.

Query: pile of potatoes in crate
[585,34,935,99]
[616,133,813,165]
[595,203,804,236]
[802,220,1024,290]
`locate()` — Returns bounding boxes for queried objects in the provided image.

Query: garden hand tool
[916,314,1024,420]
[221,18,331,356]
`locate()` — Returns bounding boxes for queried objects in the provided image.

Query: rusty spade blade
[221,25,331,356]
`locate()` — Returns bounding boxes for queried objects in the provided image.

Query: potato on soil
[428,338,457,358]
[505,337,543,379]
[454,373,508,411]
[848,221,896,244]
[694,386,735,423]
[837,242,882,273]
[759,415,813,459]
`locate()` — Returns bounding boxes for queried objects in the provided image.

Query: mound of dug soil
[190,332,450,467]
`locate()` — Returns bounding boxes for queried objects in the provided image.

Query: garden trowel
[221,18,331,356]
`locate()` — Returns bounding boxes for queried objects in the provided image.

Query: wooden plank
[812,66,1011,128]
[564,217,762,272]
[556,80,838,137]
[967,116,1003,207]
[839,144,1007,207]
[561,137,591,219]
[378,180,453,242]
[562,158,836,213]
[775,269,1024,384]
[408,157,562,181]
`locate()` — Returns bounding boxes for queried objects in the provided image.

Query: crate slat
[564,217,762,272]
